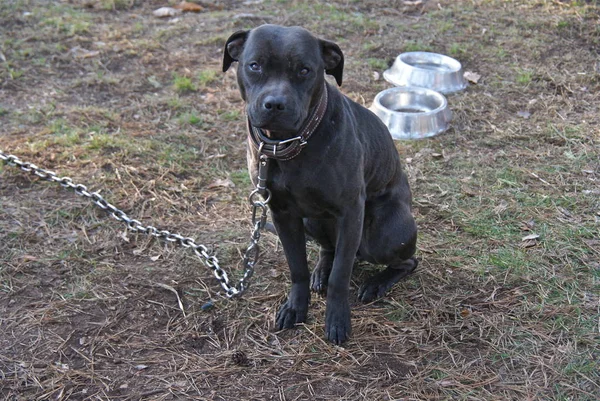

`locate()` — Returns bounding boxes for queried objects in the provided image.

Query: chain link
[239,154,271,292]
[0,150,271,298]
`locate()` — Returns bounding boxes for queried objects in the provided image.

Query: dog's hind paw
[310,254,333,295]
[358,258,418,303]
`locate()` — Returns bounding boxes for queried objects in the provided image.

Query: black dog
[223,25,417,344]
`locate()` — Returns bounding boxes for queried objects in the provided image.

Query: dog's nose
[263,95,286,112]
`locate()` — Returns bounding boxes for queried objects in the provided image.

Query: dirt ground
[1,0,599,400]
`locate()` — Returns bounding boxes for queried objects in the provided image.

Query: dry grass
[1,0,599,400]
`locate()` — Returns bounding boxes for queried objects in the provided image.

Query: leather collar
[248,84,328,161]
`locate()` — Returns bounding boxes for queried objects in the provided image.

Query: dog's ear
[223,30,249,72]
[321,39,344,86]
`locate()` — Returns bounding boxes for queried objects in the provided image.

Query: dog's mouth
[248,111,303,138]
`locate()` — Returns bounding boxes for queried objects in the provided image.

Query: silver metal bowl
[383,52,467,94]
[369,86,452,140]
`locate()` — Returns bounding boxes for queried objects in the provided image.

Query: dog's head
[222,24,344,135]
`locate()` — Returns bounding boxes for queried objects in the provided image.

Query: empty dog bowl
[383,51,467,94]
[370,86,451,140]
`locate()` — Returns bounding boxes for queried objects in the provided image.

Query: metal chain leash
[0,149,272,298]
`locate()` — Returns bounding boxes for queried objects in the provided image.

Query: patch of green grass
[17,47,34,59]
[157,143,200,167]
[155,25,189,42]
[54,43,67,52]
[572,0,593,8]
[132,21,144,34]
[448,43,466,57]
[403,40,434,53]
[178,111,204,127]
[85,133,138,157]
[493,165,526,189]
[485,247,534,275]
[283,3,379,32]
[367,58,388,70]
[166,96,185,111]
[436,20,454,34]
[46,209,84,227]
[47,118,83,147]
[362,42,382,53]
[516,69,533,85]
[86,133,114,150]
[100,0,134,11]
[195,34,230,47]
[5,66,24,80]
[48,118,70,135]
[32,57,47,67]
[198,70,218,86]
[495,47,508,60]
[219,110,241,122]
[430,369,448,380]
[41,6,91,37]
[549,124,587,142]
[464,214,517,243]
[173,74,196,93]
[230,169,252,188]
[54,131,82,147]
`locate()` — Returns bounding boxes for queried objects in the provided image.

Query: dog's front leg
[326,200,365,345]
[272,210,311,330]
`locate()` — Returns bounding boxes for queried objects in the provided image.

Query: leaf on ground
[70,47,100,59]
[173,2,204,12]
[147,76,162,88]
[155,283,186,317]
[493,200,509,214]
[153,7,181,18]
[522,233,540,241]
[464,71,481,84]
[519,219,535,231]
[521,233,540,248]
[207,178,235,189]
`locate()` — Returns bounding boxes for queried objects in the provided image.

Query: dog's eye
[299,67,310,77]
[248,62,261,72]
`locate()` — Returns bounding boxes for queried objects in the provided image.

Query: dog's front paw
[276,296,309,330]
[325,302,351,345]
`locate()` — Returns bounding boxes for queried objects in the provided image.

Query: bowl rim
[372,86,449,117]
[382,51,467,93]
[395,51,463,73]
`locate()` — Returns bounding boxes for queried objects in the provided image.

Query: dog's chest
[265,161,343,218]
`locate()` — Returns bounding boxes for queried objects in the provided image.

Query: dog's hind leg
[305,218,336,295]
[357,257,418,303]
[310,248,334,295]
